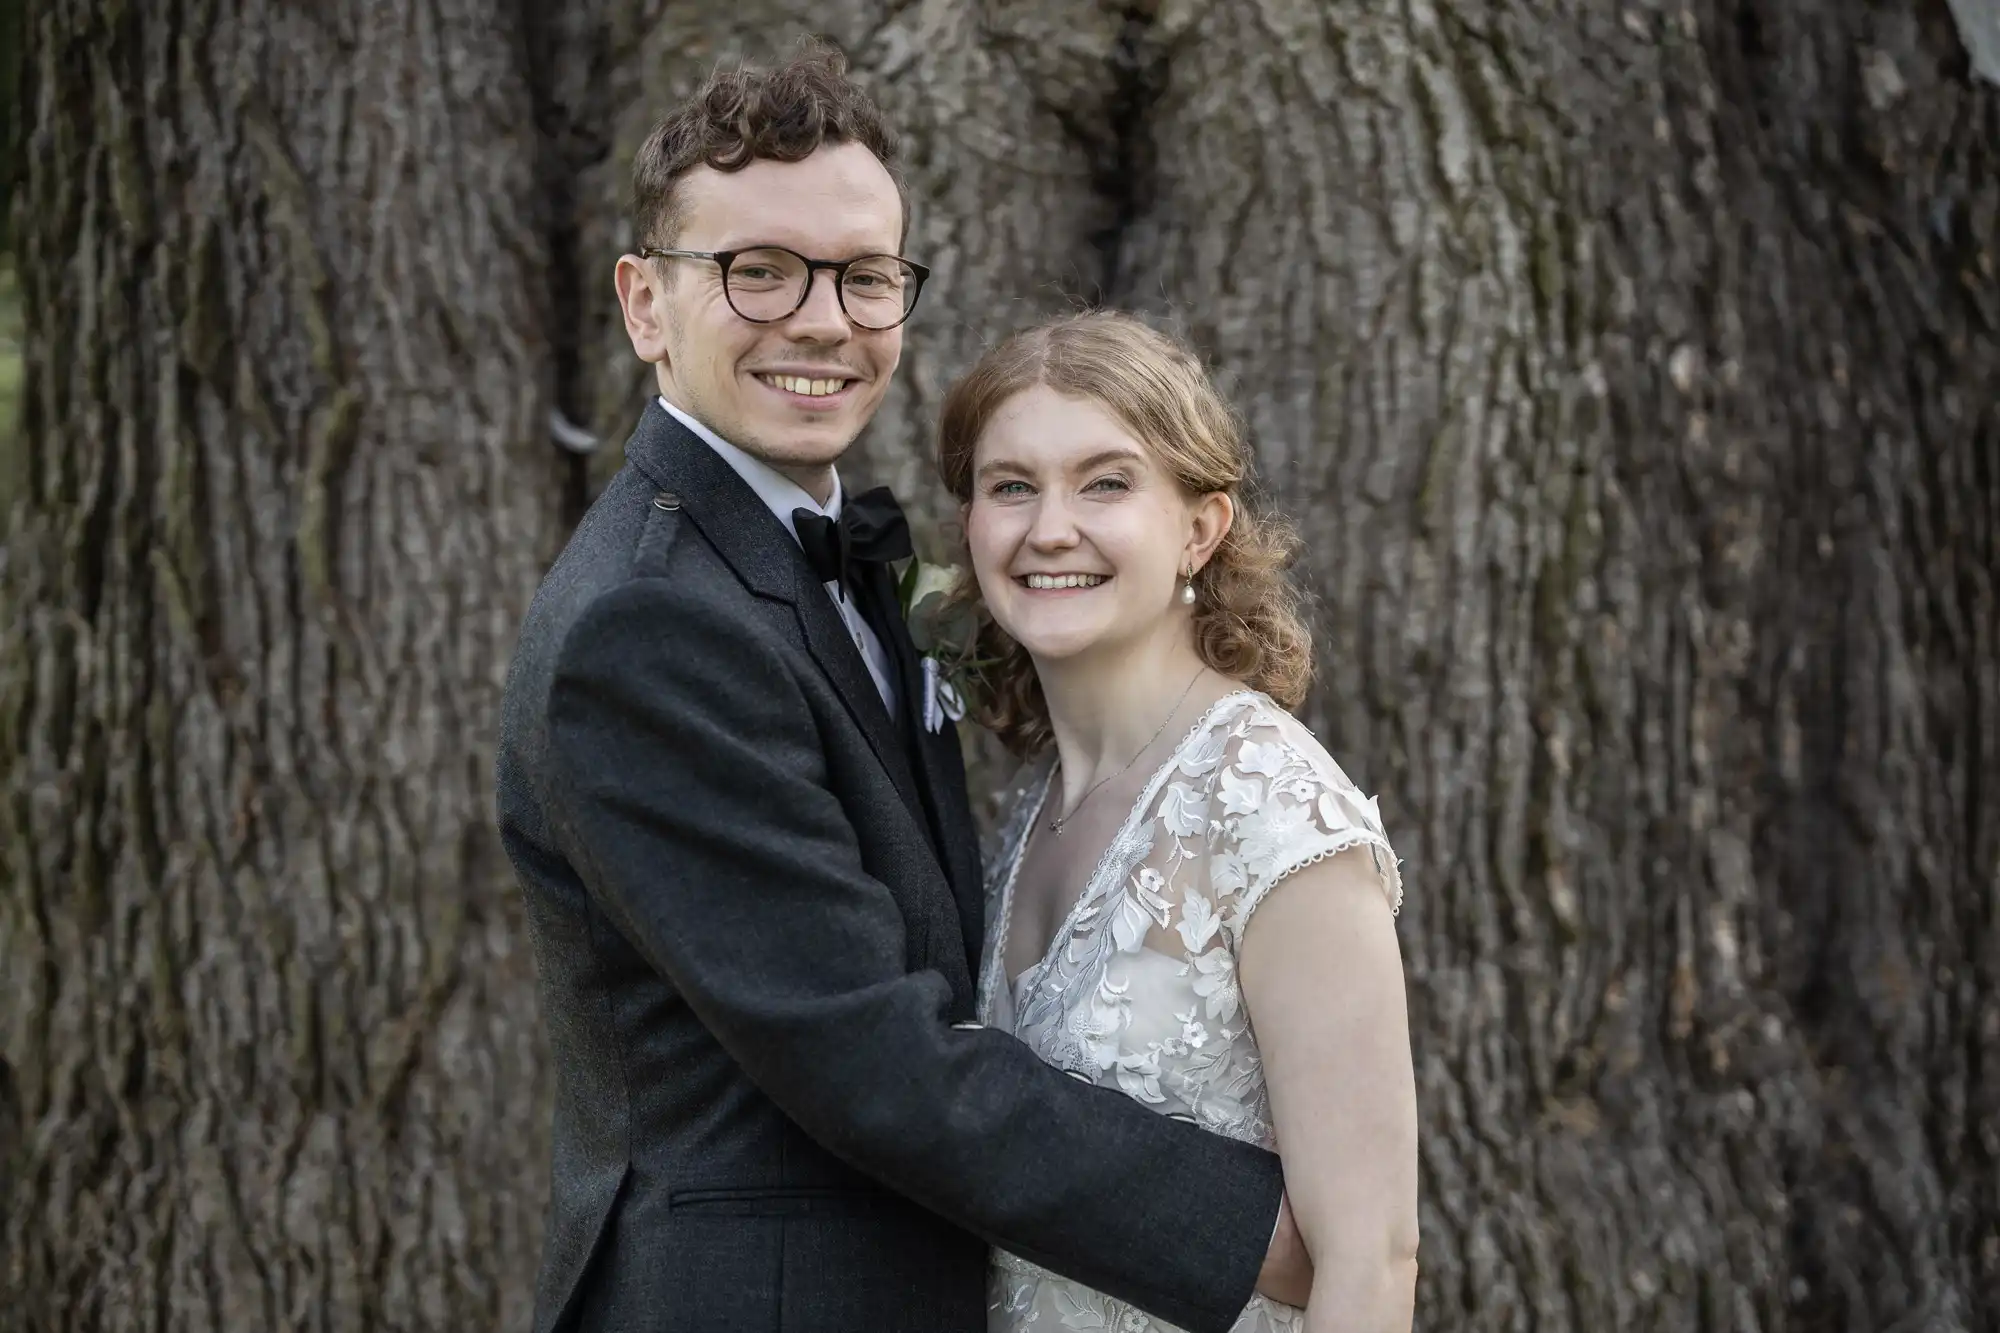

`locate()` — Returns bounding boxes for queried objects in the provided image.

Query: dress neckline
[990,689,1262,1004]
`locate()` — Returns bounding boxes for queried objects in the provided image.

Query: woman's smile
[1018,573,1112,592]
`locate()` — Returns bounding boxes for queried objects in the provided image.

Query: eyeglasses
[639,246,930,331]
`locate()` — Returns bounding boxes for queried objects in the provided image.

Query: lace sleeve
[1202,709,1403,946]
[1122,698,1403,980]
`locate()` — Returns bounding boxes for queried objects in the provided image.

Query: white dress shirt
[658,396,898,712]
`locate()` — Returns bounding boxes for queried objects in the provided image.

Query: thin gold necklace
[1049,665,1208,837]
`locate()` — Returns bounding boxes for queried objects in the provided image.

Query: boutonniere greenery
[897,556,999,733]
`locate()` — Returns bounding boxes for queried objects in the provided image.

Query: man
[497,44,1309,1333]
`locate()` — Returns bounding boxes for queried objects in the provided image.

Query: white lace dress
[980,690,1404,1333]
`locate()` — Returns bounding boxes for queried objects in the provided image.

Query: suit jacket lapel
[789,564,926,818]
[858,561,987,970]
[625,403,924,819]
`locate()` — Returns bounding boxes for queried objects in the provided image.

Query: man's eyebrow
[720,240,902,260]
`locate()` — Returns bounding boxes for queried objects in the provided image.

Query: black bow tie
[792,487,914,591]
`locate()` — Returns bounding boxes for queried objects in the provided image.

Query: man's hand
[1255,1192,1314,1307]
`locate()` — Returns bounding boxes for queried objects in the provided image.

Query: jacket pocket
[669,1184,893,1217]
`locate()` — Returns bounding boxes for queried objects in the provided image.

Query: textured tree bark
[564,3,2000,1328]
[4,0,1994,1330]
[1,0,567,1328]
[1101,4,2000,1327]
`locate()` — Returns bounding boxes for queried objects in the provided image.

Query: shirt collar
[657,395,843,546]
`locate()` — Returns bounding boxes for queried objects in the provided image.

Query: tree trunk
[1,1,569,1327]
[566,4,2000,1328]
[5,1,1994,1331]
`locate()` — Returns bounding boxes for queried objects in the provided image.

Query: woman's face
[966,384,1214,665]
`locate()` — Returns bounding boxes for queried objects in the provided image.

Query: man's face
[616,144,907,495]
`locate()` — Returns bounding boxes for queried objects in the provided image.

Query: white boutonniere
[897,557,993,733]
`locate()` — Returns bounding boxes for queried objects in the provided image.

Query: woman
[936,312,1420,1333]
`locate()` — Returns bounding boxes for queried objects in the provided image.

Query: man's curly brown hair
[630,40,907,250]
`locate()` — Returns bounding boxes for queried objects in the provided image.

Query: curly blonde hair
[936,311,1312,756]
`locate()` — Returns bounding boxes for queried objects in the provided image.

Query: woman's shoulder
[1191,690,1375,792]
[1181,688,1404,921]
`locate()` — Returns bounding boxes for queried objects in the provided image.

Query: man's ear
[615,255,671,365]
[1185,491,1235,575]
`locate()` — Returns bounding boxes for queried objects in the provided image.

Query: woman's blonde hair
[936,310,1312,756]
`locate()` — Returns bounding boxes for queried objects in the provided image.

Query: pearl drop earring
[1181,564,1197,606]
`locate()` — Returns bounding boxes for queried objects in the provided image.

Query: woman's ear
[1186,491,1235,574]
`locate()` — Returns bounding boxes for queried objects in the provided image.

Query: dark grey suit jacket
[496,403,1284,1333]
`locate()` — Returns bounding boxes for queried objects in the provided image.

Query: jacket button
[652,490,681,511]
